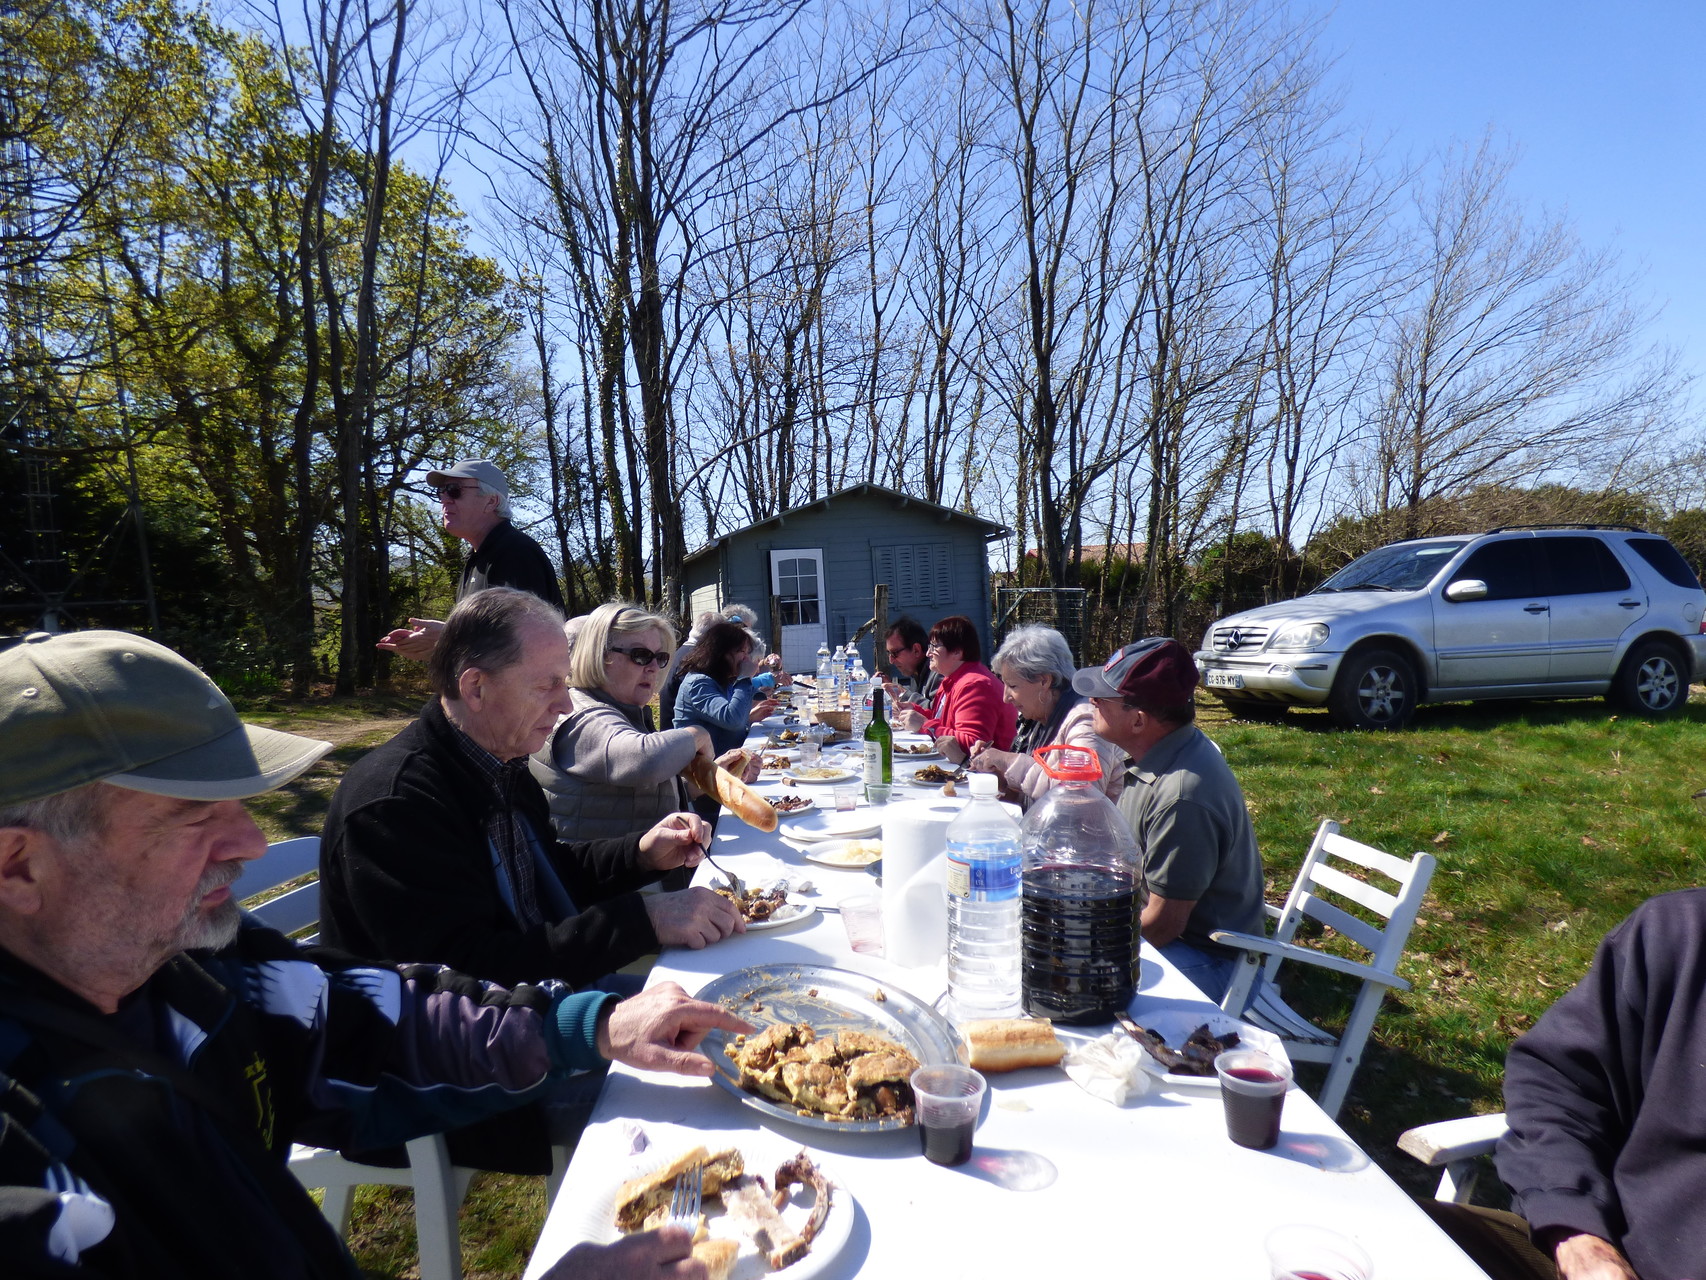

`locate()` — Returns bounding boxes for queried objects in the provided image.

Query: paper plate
[801,838,883,869]
[1124,1008,1290,1088]
[742,896,818,932]
[778,808,883,842]
[573,1145,854,1280]
[782,766,858,785]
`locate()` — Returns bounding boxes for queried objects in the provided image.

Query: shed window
[774,557,821,625]
[873,542,955,607]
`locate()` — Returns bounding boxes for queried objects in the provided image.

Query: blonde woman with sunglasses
[531,603,760,852]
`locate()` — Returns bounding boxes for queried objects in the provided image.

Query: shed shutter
[872,541,955,608]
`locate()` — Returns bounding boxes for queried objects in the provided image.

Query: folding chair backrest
[1275,821,1435,970]
[244,836,322,939]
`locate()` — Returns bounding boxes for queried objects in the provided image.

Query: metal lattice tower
[1,15,156,633]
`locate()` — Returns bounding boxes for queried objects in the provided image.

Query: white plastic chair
[246,836,572,1280]
[1211,819,1437,1119]
[1397,1112,1510,1203]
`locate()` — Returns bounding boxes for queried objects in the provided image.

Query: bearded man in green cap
[0,629,744,1280]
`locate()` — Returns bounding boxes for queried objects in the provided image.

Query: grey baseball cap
[0,631,333,807]
[424,458,508,499]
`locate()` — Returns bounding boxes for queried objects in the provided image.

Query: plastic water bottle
[850,654,870,733]
[815,641,833,712]
[946,773,1023,1020]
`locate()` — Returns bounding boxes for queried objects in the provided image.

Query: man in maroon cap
[1076,637,1264,1001]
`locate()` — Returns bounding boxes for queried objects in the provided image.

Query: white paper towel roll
[879,800,961,967]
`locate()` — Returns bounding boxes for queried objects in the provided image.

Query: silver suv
[1194,527,1706,729]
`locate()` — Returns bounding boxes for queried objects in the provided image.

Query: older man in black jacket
[322,588,743,990]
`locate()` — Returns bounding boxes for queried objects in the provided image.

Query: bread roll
[962,1018,1065,1072]
[684,754,778,833]
[692,1238,738,1280]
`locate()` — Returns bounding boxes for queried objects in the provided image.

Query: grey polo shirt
[1117,723,1264,954]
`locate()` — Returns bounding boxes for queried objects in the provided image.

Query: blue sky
[1319,0,1706,377]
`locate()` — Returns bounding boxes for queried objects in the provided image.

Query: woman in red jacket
[898,614,1017,761]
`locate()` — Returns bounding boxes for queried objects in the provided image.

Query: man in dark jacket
[324,588,743,990]
[0,628,746,1279]
[377,458,566,660]
[1428,889,1706,1280]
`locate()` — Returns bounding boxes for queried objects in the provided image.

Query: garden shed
[679,484,1011,672]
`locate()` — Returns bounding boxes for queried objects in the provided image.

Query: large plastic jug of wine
[1018,745,1144,1024]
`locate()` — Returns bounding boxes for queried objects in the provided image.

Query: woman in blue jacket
[672,621,779,757]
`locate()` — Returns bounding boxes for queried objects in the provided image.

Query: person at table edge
[881,615,941,713]
[322,587,744,992]
[1421,888,1706,1280]
[0,627,747,1280]
[895,614,1016,762]
[376,458,566,661]
[1079,637,1263,1003]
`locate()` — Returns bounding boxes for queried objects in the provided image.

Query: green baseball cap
[0,631,333,807]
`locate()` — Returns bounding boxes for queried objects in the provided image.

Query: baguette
[961,1018,1065,1073]
[691,1238,738,1280]
[683,754,778,833]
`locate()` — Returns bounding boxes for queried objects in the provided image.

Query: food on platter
[760,754,795,771]
[770,729,805,745]
[614,1146,747,1232]
[911,764,967,785]
[714,882,792,923]
[784,765,853,783]
[1130,1022,1241,1077]
[724,1022,919,1124]
[803,840,882,868]
[684,753,778,833]
[770,794,814,814]
[961,1018,1066,1073]
[614,1146,834,1274]
[894,741,935,755]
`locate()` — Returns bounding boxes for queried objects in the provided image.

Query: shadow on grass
[1223,694,1706,736]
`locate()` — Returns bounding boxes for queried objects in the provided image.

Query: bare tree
[1361,135,1676,537]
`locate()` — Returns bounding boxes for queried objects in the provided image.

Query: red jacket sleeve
[923,665,1018,752]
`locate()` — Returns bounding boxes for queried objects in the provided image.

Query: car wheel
[1328,648,1417,730]
[1612,641,1689,717]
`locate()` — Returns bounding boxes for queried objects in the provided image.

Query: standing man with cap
[378,458,566,661]
[1078,637,1264,1001]
[0,628,747,1279]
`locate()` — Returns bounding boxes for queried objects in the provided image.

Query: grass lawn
[243,686,1706,1276]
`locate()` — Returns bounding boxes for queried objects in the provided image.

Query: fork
[699,842,742,899]
[667,1162,703,1230]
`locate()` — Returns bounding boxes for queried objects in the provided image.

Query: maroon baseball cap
[1072,637,1199,706]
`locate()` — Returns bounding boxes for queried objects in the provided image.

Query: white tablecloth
[526,744,1489,1280]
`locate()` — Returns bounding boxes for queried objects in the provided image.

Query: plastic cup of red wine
[1263,1224,1372,1280]
[910,1064,986,1167]
[1214,1048,1292,1150]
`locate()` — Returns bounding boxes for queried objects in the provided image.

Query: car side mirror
[1444,579,1489,602]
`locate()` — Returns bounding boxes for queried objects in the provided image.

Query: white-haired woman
[531,603,759,852]
[968,624,1124,808]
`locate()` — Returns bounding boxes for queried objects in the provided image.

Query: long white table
[526,743,1489,1280]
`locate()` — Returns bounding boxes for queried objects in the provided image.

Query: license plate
[1205,670,1244,690]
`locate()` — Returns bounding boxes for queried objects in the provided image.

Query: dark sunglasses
[434,484,476,501]
[608,645,669,668]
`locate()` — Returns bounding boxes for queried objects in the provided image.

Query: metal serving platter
[698,962,963,1133]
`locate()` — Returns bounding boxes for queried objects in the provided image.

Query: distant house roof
[683,484,1011,566]
[1022,542,1146,564]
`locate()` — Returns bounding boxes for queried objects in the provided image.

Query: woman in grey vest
[531,603,759,848]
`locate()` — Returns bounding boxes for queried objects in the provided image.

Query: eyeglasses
[885,645,906,658]
[608,645,669,668]
[435,484,472,501]
[926,641,946,652]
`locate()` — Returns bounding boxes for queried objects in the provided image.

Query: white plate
[783,766,857,785]
[1125,1008,1290,1087]
[801,838,883,869]
[571,1146,854,1280]
[908,771,967,788]
[890,743,943,761]
[779,809,883,842]
[743,896,818,931]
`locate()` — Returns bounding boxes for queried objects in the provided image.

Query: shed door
[770,549,826,673]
